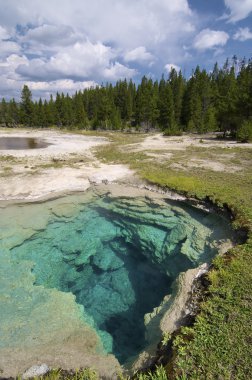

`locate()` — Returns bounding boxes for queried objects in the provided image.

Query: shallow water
[0,188,232,364]
[0,137,50,150]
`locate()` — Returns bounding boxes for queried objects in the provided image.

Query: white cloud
[0,77,97,101]
[194,29,229,50]
[0,41,21,58]
[0,0,194,47]
[124,46,154,63]
[28,79,97,99]
[233,27,252,41]
[20,24,81,55]
[0,0,196,62]
[16,40,137,84]
[0,0,222,99]
[0,53,98,100]
[16,41,115,80]
[23,24,77,45]
[0,54,28,78]
[103,62,136,80]
[0,25,11,40]
[224,0,252,22]
[164,63,181,73]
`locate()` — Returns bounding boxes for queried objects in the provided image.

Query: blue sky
[0,0,251,100]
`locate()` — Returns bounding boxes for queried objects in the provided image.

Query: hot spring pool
[0,186,233,373]
[0,137,50,150]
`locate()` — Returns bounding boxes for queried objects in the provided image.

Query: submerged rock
[92,247,124,271]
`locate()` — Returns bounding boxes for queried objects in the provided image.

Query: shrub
[163,125,182,137]
[236,120,252,143]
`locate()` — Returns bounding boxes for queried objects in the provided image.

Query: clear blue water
[1,190,232,364]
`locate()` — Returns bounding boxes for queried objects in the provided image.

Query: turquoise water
[0,189,232,364]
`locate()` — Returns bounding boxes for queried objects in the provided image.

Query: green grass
[24,366,170,380]
[0,154,17,162]
[23,368,99,380]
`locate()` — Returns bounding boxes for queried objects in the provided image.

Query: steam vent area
[0,185,233,378]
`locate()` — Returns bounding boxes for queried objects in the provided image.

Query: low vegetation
[19,366,168,380]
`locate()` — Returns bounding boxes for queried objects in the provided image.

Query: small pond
[0,137,50,150]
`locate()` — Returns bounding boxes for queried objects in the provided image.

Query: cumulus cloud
[0,25,11,40]
[124,47,154,63]
[0,0,196,63]
[193,29,229,50]
[16,41,115,80]
[233,27,252,41]
[28,79,98,99]
[0,54,28,78]
[0,54,97,100]
[0,41,21,58]
[103,62,136,80]
[0,77,97,101]
[164,63,181,73]
[0,0,194,49]
[23,24,77,45]
[28,79,97,92]
[223,0,252,22]
[0,0,200,99]
[2,0,242,99]
[0,26,20,58]
[20,24,81,55]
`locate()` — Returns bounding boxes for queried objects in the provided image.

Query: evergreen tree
[204,106,217,131]
[2,56,252,138]
[158,77,176,131]
[169,69,185,126]
[37,98,46,127]
[73,91,88,129]
[55,92,63,127]
[20,85,33,126]
[237,58,252,122]
[0,98,8,125]
[136,76,151,128]
[215,65,238,136]
[8,99,19,126]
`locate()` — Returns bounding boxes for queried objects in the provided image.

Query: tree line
[0,56,252,140]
